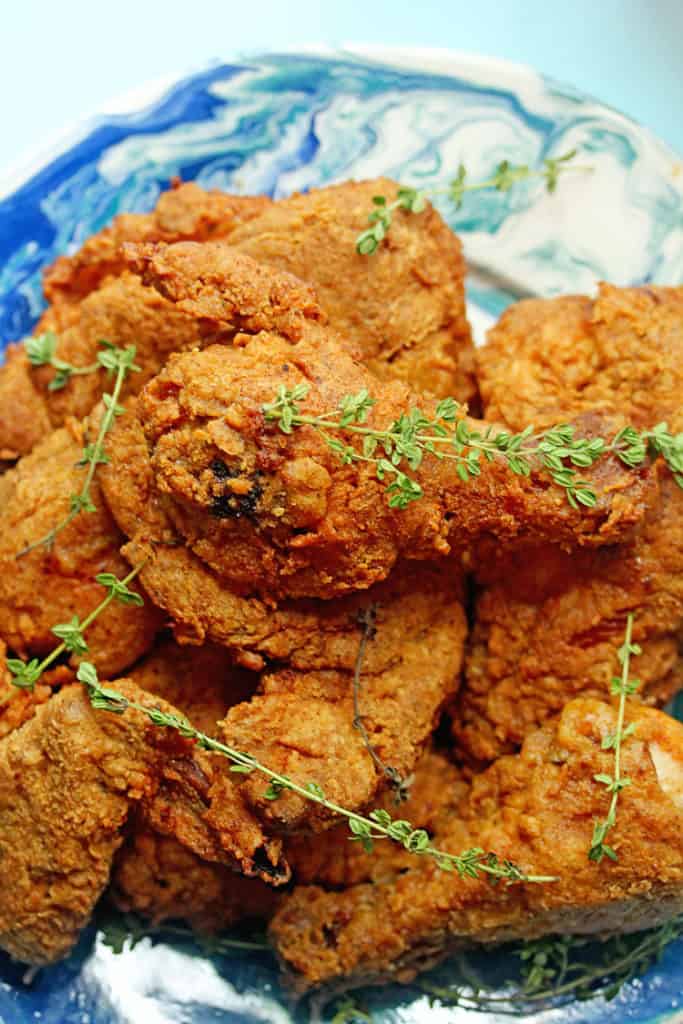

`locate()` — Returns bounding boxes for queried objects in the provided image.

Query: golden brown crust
[43,182,272,310]
[271,700,683,993]
[478,284,683,430]
[127,331,655,602]
[0,418,162,676]
[456,284,683,764]
[229,177,476,403]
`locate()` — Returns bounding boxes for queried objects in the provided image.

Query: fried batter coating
[42,182,272,312]
[0,417,161,677]
[111,638,278,933]
[3,245,323,458]
[219,566,466,832]
[212,178,475,402]
[454,477,683,764]
[271,700,683,994]
[477,284,683,430]
[453,284,683,764]
[124,328,655,603]
[0,677,286,966]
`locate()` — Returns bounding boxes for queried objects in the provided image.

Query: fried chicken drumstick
[110,315,654,604]
[453,284,683,764]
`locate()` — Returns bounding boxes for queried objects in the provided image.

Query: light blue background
[1,0,682,178]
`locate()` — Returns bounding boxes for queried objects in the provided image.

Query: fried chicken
[0,416,162,677]
[44,178,475,401]
[110,321,655,605]
[110,638,279,934]
[0,676,287,966]
[0,246,323,458]
[271,699,683,995]
[228,178,475,403]
[42,181,272,313]
[477,284,683,431]
[452,284,683,764]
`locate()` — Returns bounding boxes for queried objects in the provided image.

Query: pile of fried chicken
[0,178,682,1005]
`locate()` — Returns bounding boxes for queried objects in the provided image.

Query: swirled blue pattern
[0,48,681,1024]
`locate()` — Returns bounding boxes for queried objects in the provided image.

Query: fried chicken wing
[116,325,654,604]
[453,284,683,764]
[0,417,161,677]
[271,699,683,995]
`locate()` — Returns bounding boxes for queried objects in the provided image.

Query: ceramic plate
[0,46,682,1024]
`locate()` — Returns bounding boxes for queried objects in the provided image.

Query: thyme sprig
[5,567,143,695]
[17,340,139,557]
[263,385,683,510]
[356,151,584,254]
[81,663,555,886]
[351,606,411,802]
[420,917,683,1011]
[25,331,102,392]
[589,613,642,863]
[98,910,269,956]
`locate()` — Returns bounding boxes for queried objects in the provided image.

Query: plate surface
[0,47,682,1024]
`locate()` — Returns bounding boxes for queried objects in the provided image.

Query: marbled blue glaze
[0,49,681,1024]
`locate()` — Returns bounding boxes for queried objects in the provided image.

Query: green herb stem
[589,613,642,863]
[83,668,556,886]
[4,565,144,699]
[17,345,138,558]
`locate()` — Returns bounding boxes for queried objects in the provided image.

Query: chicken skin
[453,284,683,764]
[271,699,683,995]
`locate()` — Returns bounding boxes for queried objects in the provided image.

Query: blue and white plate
[0,46,682,1024]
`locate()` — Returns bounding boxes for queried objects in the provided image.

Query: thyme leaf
[356,150,587,254]
[82,663,555,886]
[16,340,139,558]
[588,613,641,863]
[263,386,683,510]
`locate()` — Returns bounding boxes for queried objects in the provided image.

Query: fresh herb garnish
[589,613,641,863]
[97,909,269,956]
[4,566,144,698]
[17,340,139,557]
[356,151,584,254]
[263,384,683,510]
[79,662,555,886]
[420,918,683,1011]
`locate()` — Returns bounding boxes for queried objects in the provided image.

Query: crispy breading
[0,417,162,677]
[453,284,683,764]
[477,284,683,430]
[0,678,287,966]
[3,247,323,457]
[271,700,683,995]
[121,326,655,603]
[210,179,475,402]
[42,182,272,311]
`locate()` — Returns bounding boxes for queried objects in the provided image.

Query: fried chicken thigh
[453,284,683,764]
[271,699,683,995]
